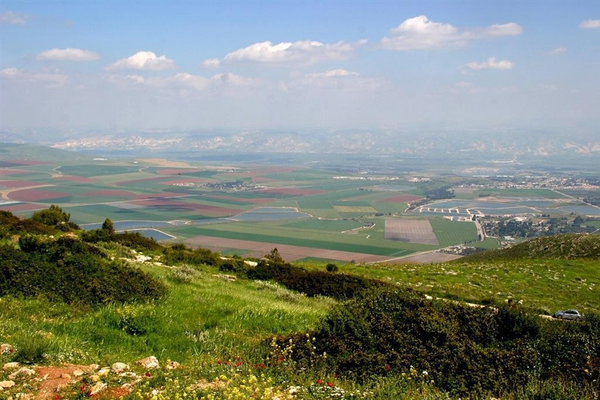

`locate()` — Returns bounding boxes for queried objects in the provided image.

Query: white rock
[97,367,110,377]
[166,361,180,370]
[9,367,35,380]
[89,382,106,396]
[0,344,13,354]
[136,356,160,369]
[0,380,15,389]
[3,362,19,371]
[111,362,129,374]
[73,369,84,377]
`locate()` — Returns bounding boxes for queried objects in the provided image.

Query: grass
[0,262,334,366]
[298,258,600,314]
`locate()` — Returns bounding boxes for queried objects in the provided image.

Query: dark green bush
[326,263,339,272]
[0,237,166,305]
[280,289,599,397]
[0,210,56,235]
[162,245,221,266]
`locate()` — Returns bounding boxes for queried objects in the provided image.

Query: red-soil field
[0,169,29,176]
[0,180,41,188]
[157,168,201,175]
[0,203,47,212]
[377,194,424,203]
[258,188,326,196]
[84,190,137,197]
[128,199,239,216]
[9,189,68,202]
[208,195,275,204]
[5,159,49,166]
[58,175,97,183]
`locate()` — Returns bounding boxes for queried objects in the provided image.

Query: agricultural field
[2,144,597,263]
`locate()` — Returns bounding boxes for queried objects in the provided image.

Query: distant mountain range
[1,129,599,157]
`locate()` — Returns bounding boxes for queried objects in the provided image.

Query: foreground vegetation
[0,208,599,399]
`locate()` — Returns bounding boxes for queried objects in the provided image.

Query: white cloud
[0,67,67,87]
[548,47,567,56]
[0,11,28,25]
[459,57,514,72]
[202,58,221,68]
[305,69,360,79]
[579,19,600,29]
[205,39,366,67]
[37,48,100,62]
[107,71,253,93]
[381,15,522,50]
[108,51,175,71]
[479,23,523,37]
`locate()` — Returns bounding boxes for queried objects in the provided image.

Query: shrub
[0,238,166,305]
[13,333,53,364]
[326,263,339,273]
[162,245,221,266]
[279,288,600,397]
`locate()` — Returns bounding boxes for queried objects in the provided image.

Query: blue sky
[1,1,599,132]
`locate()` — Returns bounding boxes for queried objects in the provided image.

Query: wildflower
[385,364,391,371]
[316,379,323,385]
[327,382,334,388]
[80,384,87,395]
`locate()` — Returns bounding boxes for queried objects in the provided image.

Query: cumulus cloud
[459,57,514,73]
[305,69,360,79]
[579,19,600,29]
[204,39,366,67]
[108,51,175,71]
[0,67,67,87]
[548,47,567,56]
[0,11,28,25]
[37,48,100,61]
[381,15,522,50]
[107,71,253,93]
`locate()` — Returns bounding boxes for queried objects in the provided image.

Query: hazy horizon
[1,1,599,136]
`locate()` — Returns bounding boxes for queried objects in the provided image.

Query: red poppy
[315,379,323,385]
[385,364,392,371]
[80,384,86,395]
[327,382,334,388]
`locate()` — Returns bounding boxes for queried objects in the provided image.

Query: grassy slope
[0,262,334,366]
[464,233,600,261]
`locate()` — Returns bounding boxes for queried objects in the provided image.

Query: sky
[0,0,599,133]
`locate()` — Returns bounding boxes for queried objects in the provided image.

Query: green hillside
[463,233,600,261]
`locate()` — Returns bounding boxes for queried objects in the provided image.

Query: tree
[102,218,115,234]
[326,263,339,273]
[31,205,71,226]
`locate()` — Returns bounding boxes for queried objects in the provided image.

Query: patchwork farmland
[9,144,575,263]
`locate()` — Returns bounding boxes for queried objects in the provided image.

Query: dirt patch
[0,203,47,212]
[4,186,58,201]
[377,195,424,203]
[0,180,42,189]
[392,252,463,264]
[0,169,29,176]
[384,219,439,245]
[35,365,97,400]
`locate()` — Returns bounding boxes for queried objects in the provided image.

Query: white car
[552,309,583,320]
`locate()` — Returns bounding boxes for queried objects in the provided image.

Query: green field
[430,218,479,246]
